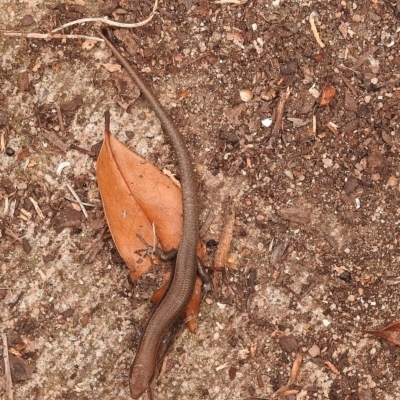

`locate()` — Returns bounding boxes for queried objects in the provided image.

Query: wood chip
[40,130,67,152]
[272,87,291,137]
[277,206,311,225]
[324,360,340,375]
[214,202,235,269]
[270,235,290,265]
[273,353,303,398]
[213,201,235,293]
[353,46,379,70]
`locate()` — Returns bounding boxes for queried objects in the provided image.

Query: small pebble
[20,14,35,27]
[322,157,333,168]
[22,238,32,254]
[278,334,299,353]
[284,170,294,180]
[339,271,351,282]
[344,177,358,195]
[387,176,398,186]
[308,344,320,357]
[6,147,15,156]
[239,89,253,102]
[371,173,381,181]
[261,118,273,127]
[17,182,28,190]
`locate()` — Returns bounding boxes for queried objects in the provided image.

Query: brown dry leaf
[151,241,206,331]
[15,148,30,161]
[97,115,183,281]
[185,277,203,332]
[365,321,400,347]
[151,272,171,305]
[98,113,206,329]
[151,274,203,333]
[8,354,34,382]
[320,84,336,106]
[9,348,23,356]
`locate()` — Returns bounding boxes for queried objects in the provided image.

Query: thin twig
[1,31,103,41]
[64,197,95,207]
[69,143,95,157]
[340,74,358,97]
[1,132,5,152]
[273,353,302,399]
[4,228,23,242]
[215,0,248,4]
[272,87,292,137]
[51,0,158,33]
[2,333,13,400]
[66,183,88,218]
[142,0,176,20]
[29,197,45,219]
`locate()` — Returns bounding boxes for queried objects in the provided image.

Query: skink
[98,31,199,398]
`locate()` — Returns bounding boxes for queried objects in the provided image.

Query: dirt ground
[1,0,400,399]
